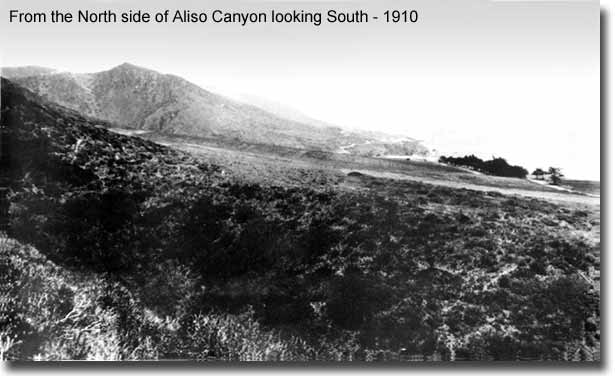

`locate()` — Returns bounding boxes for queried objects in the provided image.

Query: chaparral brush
[0,0,600,363]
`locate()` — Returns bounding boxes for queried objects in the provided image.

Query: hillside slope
[7,63,428,156]
[0,78,600,361]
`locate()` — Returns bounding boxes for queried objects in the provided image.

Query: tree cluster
[532,167,564,186]
[439,155,528,179]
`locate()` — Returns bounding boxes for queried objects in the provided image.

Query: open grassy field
[561,179,601,197]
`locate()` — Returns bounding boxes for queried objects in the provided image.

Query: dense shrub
[2,77,600,360]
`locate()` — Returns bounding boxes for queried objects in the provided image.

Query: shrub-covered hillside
[0,78,600,361]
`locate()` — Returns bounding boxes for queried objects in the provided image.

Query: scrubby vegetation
[440,155,528,179]
[1,78,600,361]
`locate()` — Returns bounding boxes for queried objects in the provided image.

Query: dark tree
[532,168,546,179]
[547,167,564,185]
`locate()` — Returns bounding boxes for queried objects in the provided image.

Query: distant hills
[233,92,338,130]
[2,63,430,156]
[1,66,57,78]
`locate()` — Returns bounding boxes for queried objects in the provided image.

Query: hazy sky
[1,0,600,180]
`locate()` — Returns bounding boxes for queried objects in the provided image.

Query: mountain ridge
[2,63,430,156]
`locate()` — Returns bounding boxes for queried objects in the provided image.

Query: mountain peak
[110,62,154,74]
[117,62,139,68]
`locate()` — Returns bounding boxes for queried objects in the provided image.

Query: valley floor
[127,129,600,209]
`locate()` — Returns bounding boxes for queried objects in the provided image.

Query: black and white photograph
[0,0,602,363]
